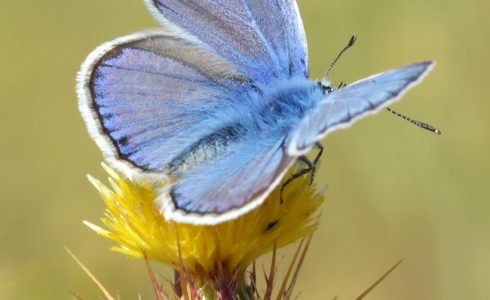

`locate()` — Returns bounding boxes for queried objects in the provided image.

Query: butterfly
[77,0,434,225]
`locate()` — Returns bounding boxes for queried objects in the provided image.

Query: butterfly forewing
[78,31,253,173]
[288,61,434,155]
[146,0,308,82]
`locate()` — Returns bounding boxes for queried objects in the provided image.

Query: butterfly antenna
[324,35,357,79]
[386,107,442,135]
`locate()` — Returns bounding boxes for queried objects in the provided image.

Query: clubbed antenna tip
[386,107,442,135]
[324,34,358,79]
[348,34,357,47]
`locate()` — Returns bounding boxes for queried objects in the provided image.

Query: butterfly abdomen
[166,124,245,174]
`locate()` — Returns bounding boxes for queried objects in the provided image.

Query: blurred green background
[1,0,488,299]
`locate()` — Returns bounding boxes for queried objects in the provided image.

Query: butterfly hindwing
[158,136,295,224]
[77,30,253,174]
[288,61,434,154]
[146,0,308,83]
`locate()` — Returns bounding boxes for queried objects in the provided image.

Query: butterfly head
[316,35,357,95]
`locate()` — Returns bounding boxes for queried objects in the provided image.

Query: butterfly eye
[317,81,333,94]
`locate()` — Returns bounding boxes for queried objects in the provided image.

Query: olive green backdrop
[1,0,488,299]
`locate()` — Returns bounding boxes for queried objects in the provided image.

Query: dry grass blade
[275,239,305,300]
[65,247,116,300]
[68,289,84,300]
[284,234,313,300]
[175,231,191,300]
[217,261,234,300]
[173,270,183,298]
[264,241,278,300]
[250,261,258,298]
[356,259,404,300]
[143,251,167,300]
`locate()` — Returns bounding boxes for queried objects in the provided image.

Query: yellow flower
[85,163,324,282]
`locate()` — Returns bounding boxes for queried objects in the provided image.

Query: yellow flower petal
[86,164,324,280]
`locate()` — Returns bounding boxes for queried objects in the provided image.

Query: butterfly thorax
[249,78,324,135]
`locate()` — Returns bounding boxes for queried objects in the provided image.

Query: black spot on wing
[118,136,129,147]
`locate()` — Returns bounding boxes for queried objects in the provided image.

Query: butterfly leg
[280,157,313,203]
[310,142,324,184]
[337,81,347,89]
[280,142,324,203]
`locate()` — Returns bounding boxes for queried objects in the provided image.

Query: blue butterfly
[77,0,434,224]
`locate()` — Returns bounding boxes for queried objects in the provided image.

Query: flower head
[85,163,324,283]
